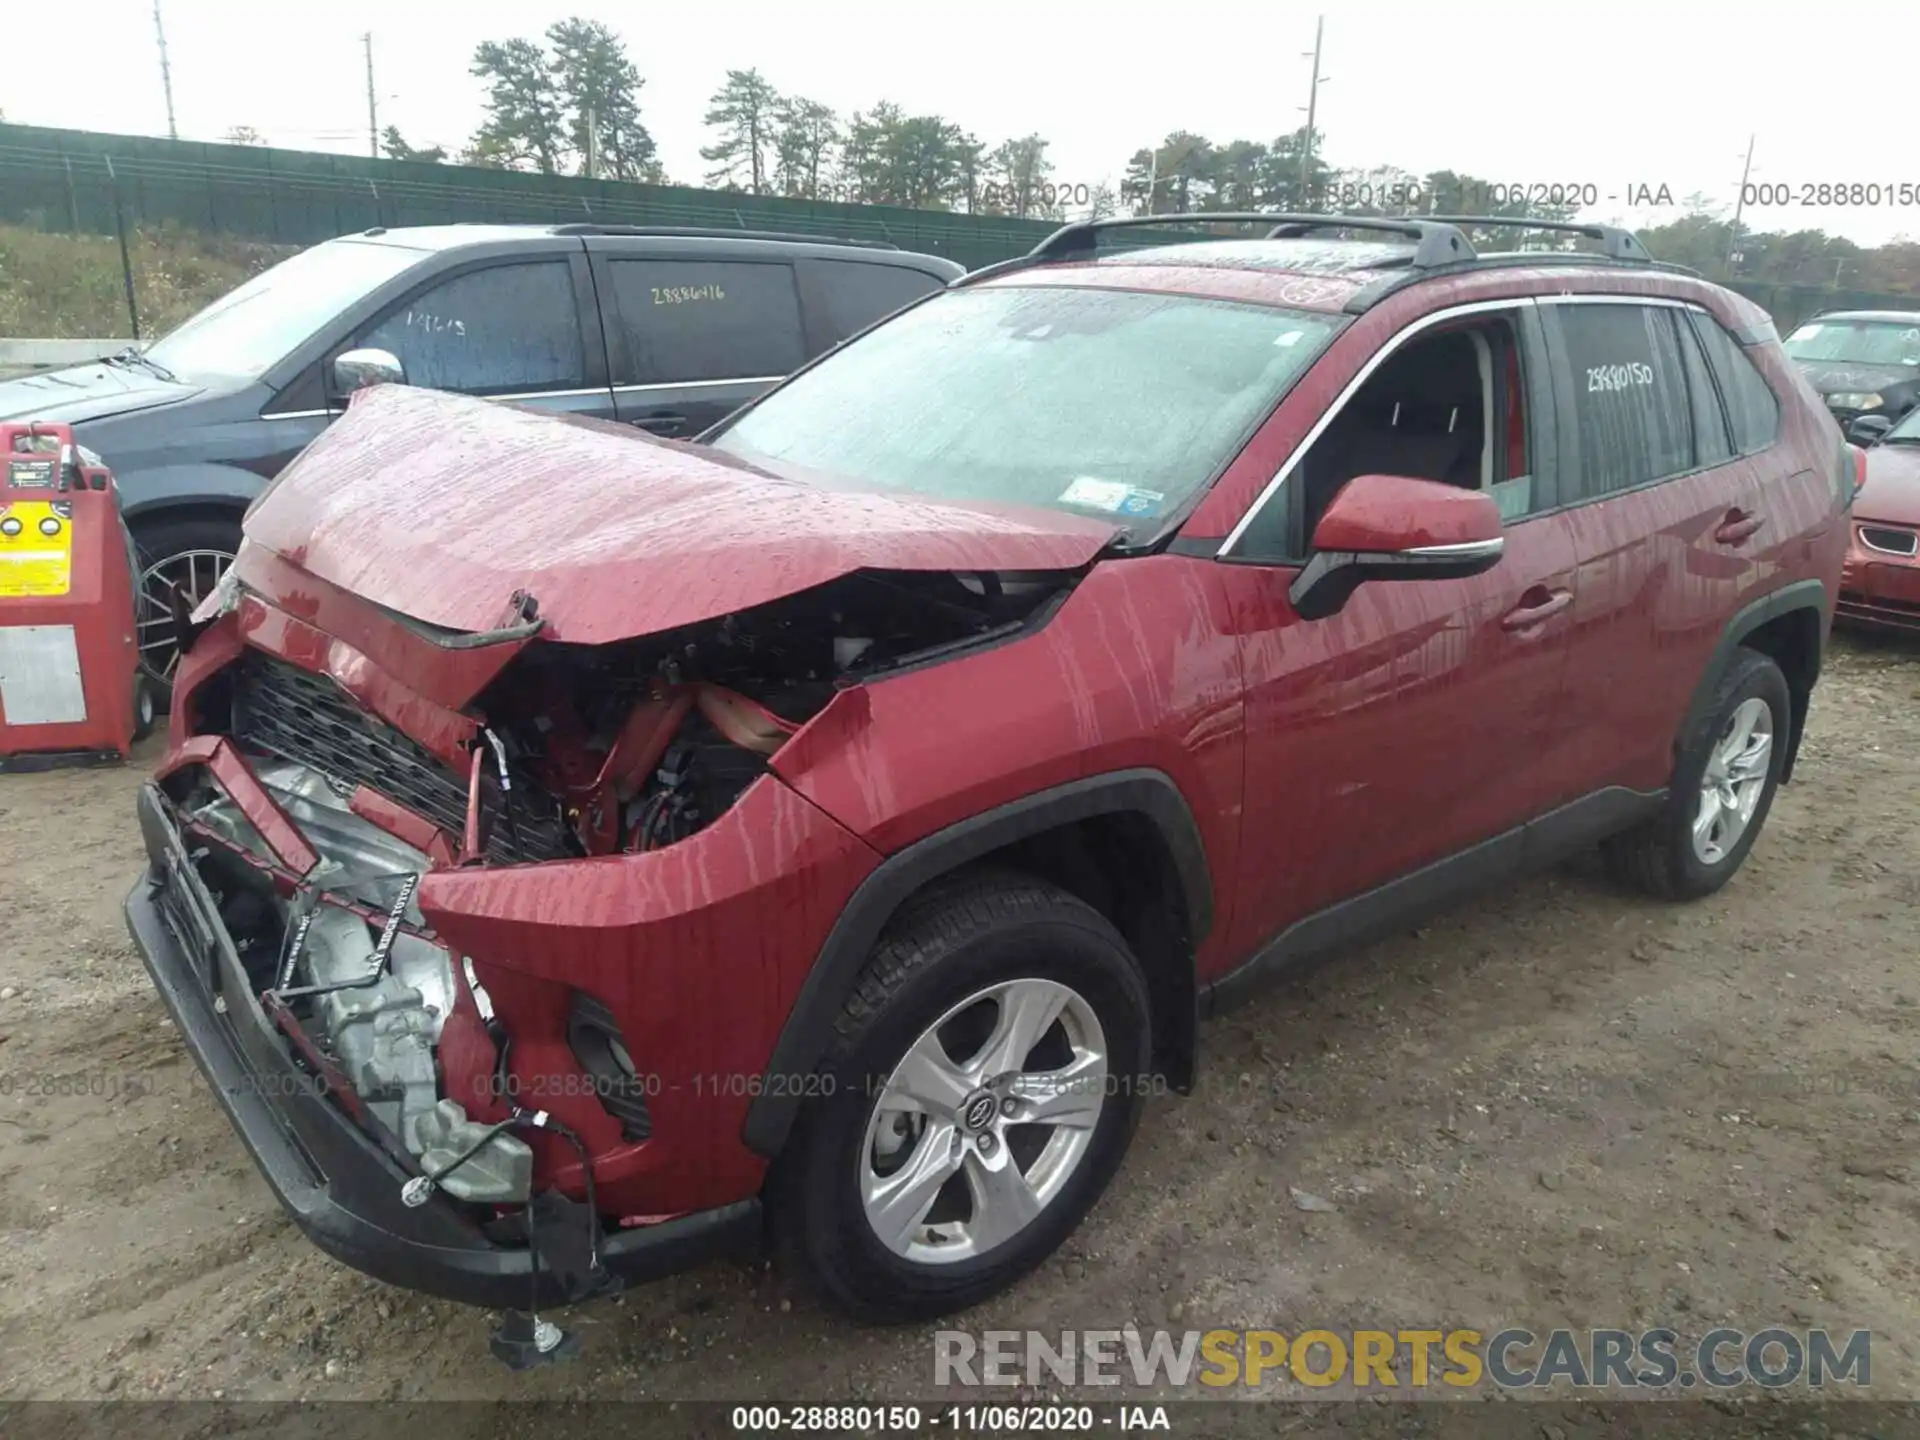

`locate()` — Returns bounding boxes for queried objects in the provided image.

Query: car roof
[969,236,1712,317]
[342,223,962,274]
[952,215,1766,322]
[970,239,1403,314]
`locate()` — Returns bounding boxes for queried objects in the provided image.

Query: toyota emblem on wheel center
[961,1091,999,1132]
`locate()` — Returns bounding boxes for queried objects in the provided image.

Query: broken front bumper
[123,781,761,1309]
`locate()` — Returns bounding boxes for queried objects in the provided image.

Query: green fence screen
[0,121,1061,271]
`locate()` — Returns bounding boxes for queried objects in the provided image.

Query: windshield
[142,238,428,382]
[707,284,1339,540]
[1783,319,1920,369]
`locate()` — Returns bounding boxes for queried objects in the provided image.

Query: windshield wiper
[105,346,178,384]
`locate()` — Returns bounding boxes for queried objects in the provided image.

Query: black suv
[0,224,963,686]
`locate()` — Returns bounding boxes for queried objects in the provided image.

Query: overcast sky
[5,0,1913,250]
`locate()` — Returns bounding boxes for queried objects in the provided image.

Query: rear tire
[132,516,241,705]
[775,872,1151,1321]
[1602,647,1790,900]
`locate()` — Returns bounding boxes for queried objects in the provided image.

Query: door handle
[1501,586,1573,631]
[631,412,688,435]
[1714,508,1764,546]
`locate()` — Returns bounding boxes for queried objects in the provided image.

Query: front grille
[1861,524,1919,558]
[227,652,572,865]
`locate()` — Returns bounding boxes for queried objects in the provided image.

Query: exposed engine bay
[472,566,1074,859]
[177,758,533,1205]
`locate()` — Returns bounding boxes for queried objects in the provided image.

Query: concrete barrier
[0,338,137,374]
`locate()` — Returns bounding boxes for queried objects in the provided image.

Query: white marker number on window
[1587,361,1653,393]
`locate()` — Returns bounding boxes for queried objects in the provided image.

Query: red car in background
[1839,405,1920,631]
[125,212,1850,1337]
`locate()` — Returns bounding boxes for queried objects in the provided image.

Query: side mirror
[1289,473,1506,621]
[332,348,405,397]
[1847,413,1893,446]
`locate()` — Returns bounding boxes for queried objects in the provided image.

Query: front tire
[777,873,1151,1321]
[1602,647,1791,900]
[132,516,241,703]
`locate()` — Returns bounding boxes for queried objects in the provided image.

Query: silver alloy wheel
[1693,696,1774,865]
[859,977,1107,1265]
[137,548,234,682]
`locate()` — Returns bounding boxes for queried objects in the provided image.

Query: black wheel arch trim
[742,768,1213,1159]
[1680,578,1829,784]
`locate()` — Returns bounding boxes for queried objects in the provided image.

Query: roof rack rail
[1022,212,1475,269]
[1412,216,1651,262]
[549,223,899,250]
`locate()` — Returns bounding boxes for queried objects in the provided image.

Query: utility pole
[584,105,599,179]
[363,33,378,158]
[153,0,178,140]
[1724,133,1755,274]
[1298,16,1327,208]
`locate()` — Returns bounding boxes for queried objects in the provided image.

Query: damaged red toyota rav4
[127,214,1849,1353]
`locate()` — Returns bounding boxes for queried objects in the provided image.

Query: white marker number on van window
[1587,362,1653,393]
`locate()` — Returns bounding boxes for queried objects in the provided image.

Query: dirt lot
[1,630,1918,1433]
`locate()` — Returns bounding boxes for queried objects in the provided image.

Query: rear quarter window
[1688,313,1781,455]
[811,260,946,344]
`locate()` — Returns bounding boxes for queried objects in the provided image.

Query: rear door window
[1553,303,1694,501]
[357,261,583,394]
[811,260,945,343]
[606,260,805,385]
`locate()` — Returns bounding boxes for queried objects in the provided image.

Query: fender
[1679,578,1829,784]
[115,463,263,524]
[741,768,1213,1159]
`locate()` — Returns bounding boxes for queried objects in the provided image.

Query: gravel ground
[1,629,1917,1438]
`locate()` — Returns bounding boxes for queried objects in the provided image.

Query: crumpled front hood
[241,385,1122,645]
[1861,443,1920,527]
[0,362,203,425]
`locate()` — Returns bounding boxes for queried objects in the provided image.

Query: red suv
[126,214,1849,1331]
